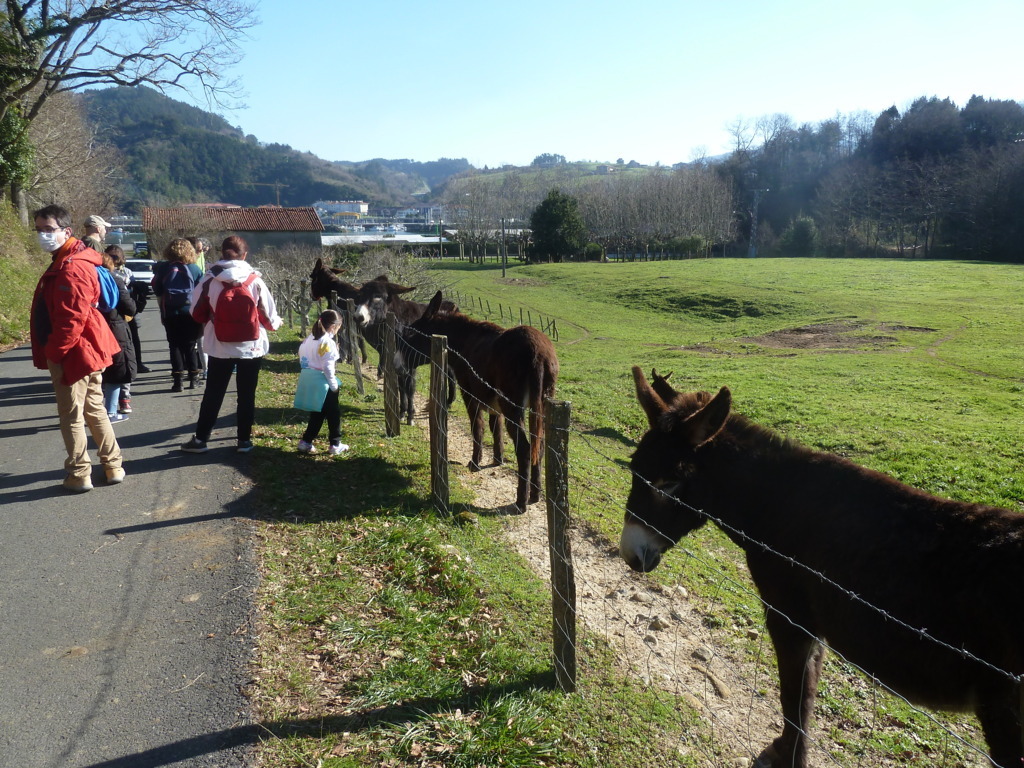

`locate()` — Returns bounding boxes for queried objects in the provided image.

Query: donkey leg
[466,401,485,471]
[756,609,823,768]
[402,368,416,425]
[489,411,505,465]
[528,407,542,504]
[506,412,530,513]
[975,692,1021,768]
[445,365,458,407]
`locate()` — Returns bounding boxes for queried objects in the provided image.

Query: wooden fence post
[383,312,400,437]
[429,334,449,515]
[345,298,364,395]
[544,398,576,693]
[284,278,293,328]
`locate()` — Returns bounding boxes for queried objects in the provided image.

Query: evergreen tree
[529,189,586,262]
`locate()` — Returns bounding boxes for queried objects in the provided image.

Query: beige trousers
[47,362,122,479]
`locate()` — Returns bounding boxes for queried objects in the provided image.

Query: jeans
[194,356,262,442]
[102,382,121,416]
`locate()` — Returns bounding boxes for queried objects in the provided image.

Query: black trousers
[129,316,144,367]
[302,388,341,443]
[194,356,262,442]
[162,313,201,374]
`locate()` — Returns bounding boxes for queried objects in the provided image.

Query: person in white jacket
[296,309,349,456]
[180,235,282,454]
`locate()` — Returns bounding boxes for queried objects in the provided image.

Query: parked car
[125,258,157,296]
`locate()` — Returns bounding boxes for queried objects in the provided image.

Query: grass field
[250,256,1024,767]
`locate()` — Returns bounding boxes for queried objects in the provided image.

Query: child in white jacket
[297,309,349,455]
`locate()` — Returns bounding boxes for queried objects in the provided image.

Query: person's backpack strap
[191,276,214,324]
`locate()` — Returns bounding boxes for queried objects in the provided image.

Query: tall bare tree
[2,0,257,218]
[26,91,121,217]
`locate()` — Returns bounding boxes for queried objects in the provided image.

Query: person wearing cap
[82,214,112,252]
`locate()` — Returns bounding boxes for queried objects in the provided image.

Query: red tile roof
[143,206,324,232]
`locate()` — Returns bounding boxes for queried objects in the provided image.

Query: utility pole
[748,188,769,258]
[501,217,507,278]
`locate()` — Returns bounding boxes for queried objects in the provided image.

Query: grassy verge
[249,257,1023,766]
[0,206,49,349]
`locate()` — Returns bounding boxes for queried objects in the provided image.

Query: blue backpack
[95,266,119,313]
[161,263,195,312]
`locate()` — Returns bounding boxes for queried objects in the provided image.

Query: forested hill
[82,86,471,212]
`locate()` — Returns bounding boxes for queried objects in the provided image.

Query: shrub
[776,216,818,257]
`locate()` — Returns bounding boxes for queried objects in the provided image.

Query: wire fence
[447,289,559,341]
[265,268,1005,767]
[399,318,1004,768]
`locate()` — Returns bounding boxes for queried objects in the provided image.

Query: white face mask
[37,231,62,252]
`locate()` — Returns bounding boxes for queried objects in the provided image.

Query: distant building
[313,200,369,215]
[142,206,324,257]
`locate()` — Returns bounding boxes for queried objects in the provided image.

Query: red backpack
[194,274,265,342]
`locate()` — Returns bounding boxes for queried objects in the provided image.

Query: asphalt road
[0,312,258,768]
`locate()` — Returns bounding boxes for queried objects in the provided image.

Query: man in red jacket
[30,204,125,492]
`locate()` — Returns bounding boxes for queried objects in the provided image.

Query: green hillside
[82,86,472,212]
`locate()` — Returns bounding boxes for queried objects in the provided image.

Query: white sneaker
[297,440,316,454]
[328,442,349,456]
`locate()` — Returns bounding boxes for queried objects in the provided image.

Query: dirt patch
[693,320,936,353]
[745,320,890,350]
[496,277,546,287]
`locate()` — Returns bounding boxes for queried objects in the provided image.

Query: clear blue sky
[206,0,1023,168]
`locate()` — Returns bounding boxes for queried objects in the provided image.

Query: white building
[313,200,369,215]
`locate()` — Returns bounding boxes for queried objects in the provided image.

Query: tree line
[722,96,1024,260]
[440,95,1024,263]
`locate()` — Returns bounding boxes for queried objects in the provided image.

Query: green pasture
[250,257,1022,767]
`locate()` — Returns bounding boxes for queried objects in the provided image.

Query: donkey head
[620,366,731,572]
[309,258,350,301]
[353,276,415,328]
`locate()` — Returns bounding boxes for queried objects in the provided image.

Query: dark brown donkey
[352,276,457,425]
[308,258,364,364]
[621,366,1024,768]
[404,292,559,513]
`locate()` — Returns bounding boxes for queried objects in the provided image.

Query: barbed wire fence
[263,268,1001,767]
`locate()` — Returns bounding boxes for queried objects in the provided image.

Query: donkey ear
[330,267,347,275]
[314,257,323,270]
[679,387,731,447]
[633,366,669,429]
[425,291,443,317]
[388,282,416,296]
[649,368,678,403]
